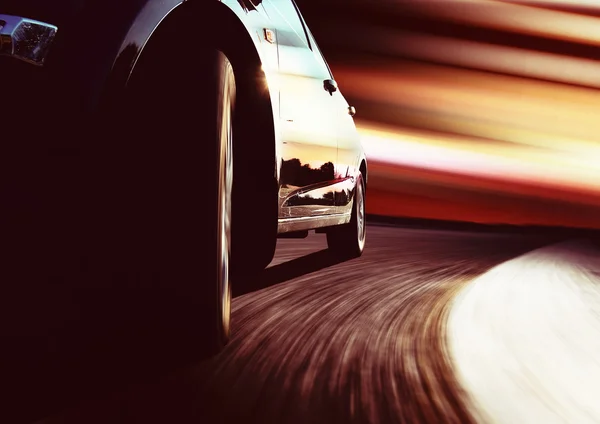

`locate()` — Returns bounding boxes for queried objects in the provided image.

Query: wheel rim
[217,63,235,341]
[357,179,366,250]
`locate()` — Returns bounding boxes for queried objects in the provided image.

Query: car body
[1,2,366,417]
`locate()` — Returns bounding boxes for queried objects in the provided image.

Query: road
[449,239,600,424]
[36,224,554,424]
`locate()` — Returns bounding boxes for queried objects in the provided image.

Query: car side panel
[262,0,341,220]
[293,7,366,217]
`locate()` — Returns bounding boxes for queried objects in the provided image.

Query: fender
[101,0,281,113]
[98,0,283,179]
[218,0,283,181]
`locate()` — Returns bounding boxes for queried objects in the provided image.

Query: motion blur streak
[335,26,600,88]
[400,33,600,88]
[358,122,600,193]
[296,0,600,228]
[506,0,600,11]
[449,240,600,423]
[36,226,549,424]
[415,0,600,46]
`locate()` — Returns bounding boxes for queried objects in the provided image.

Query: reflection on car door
[262,0,339,219]
[299,20,362,216]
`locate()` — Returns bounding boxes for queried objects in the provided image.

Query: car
[1,0,367,368]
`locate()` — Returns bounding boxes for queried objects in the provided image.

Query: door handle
[348,106,356,116]
[323,79,338,95]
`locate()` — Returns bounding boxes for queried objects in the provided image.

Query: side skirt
[277,212,351,234]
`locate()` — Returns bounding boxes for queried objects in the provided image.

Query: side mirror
[323,79,338,95]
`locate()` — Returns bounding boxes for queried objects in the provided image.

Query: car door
[299,22,363,215]
[262,0,340,219]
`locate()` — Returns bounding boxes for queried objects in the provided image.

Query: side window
[305,29,334,79]
[290,0,334,79]
[266,0,331,79]
[267,0,311,49]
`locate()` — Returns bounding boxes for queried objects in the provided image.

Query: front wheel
[326,173,366,258]
[122,44,237,357]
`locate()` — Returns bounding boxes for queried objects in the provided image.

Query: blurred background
[295,0,600,228]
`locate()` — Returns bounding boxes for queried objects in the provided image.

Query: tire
[326,173,366,258]
[113,42,236,358]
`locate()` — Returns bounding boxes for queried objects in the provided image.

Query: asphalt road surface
[34,224,559,424]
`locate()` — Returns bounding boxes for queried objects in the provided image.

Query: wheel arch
[99,0,280,180]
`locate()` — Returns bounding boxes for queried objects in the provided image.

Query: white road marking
[448,240,600,424]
